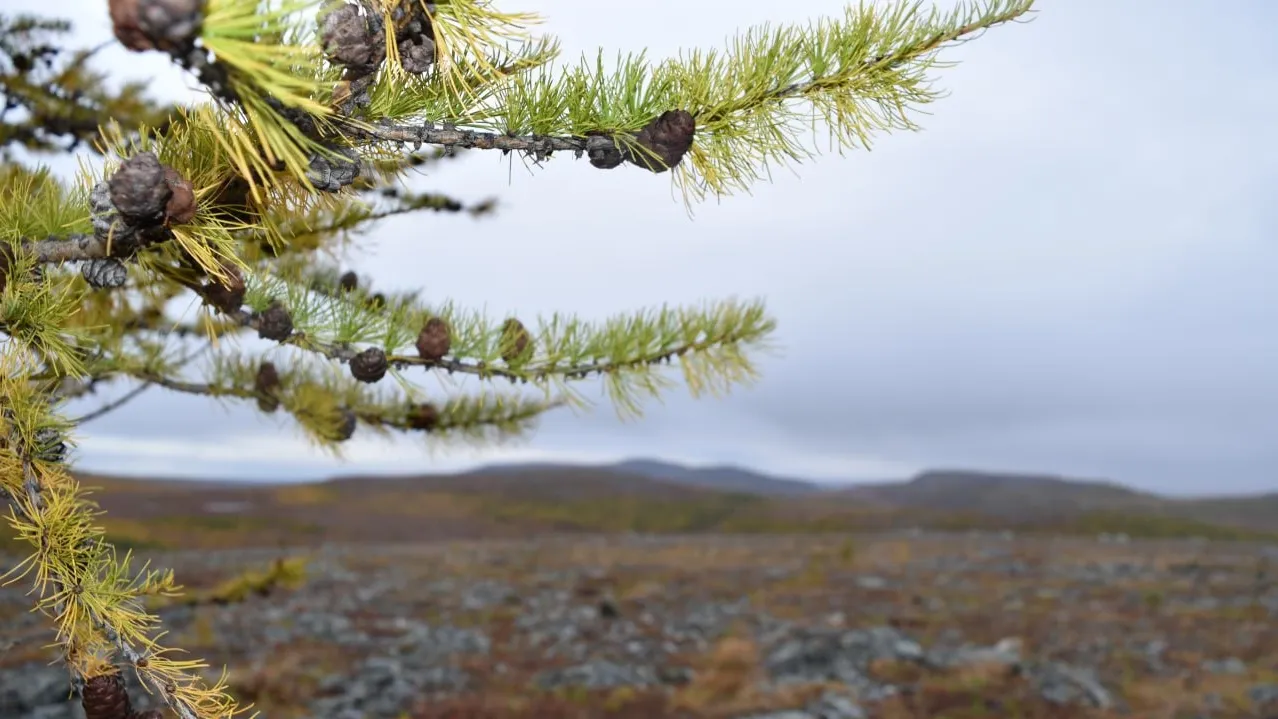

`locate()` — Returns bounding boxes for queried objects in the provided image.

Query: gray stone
[1251,684,1278,708]
[1201,657,1246,675]
[929,637,1022,670]
[0,667,74,716]
[1033,662,1113,709]
[535,660,657,690]
[806,691,867,719]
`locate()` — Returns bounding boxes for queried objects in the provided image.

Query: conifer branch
[242,188,496,262]
[1,408,224,719]
[69,342,210,425]
[98,0,1035,201]
[132,366,560,438]
[68,381,154,425]
[0,4,1036,719]
[233,271,778,417]
[1,14,173,155]
[22,232,112,264]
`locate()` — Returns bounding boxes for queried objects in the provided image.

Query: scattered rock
[1032,661,1113,709]
[3,534,1275,719]
[1202,657,1247,675]
[535,660,657,690]
[806,691,867,719]
[1251,684,1278,709]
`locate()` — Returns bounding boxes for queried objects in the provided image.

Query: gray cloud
[18,0,1278,495]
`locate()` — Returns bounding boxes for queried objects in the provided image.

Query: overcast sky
[8,0,1277,495]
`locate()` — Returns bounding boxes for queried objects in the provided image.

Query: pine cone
[369,293,386,309]
[82,258,129,289]
[338,270,358,292]
[210,174,255,226]
[318,0,385,75]
[256,301,294,341]
[130,711,166,719]
[626,109,696,173]
[349,347,388,383]
[415,317,451,361]
[499,318,532,365]
[201,264,245,314]
[394,5,435,73]
[81,671,131,719]
[108,152,171,224]
[332,73,376,114]
[161,166,196,225]
[109,0,151,51]
[255,362,281,413]
[306,146,361,193]
[110,0,203,53]
[406,402,439,431]
[332,408,358,441]
[584,133,624,170]
[399,38,435,74]
[89,181,142,254]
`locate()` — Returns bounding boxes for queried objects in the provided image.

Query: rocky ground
[3,531,1278,718]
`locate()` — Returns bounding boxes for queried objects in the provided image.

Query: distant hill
[609,459,825,496]
[10,462,1268,554]
[329,464,726,501]
[830,469,1278,534]
[453,459,826,496]
[1163,493,1278,533]
[837,469,1165,518]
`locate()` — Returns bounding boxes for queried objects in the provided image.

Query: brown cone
[110,0,203,53]
[210,175,254,226]
[255,361,281,413]
[499,318,532,365]
[415,317,451,361]
[584,131,624,170]
[109,0,153,51]
[256,300,294,341]
[406,402,439,431]
[393,4,435,73]
[109,152,171,224]
[201,264,245,314]
[81,671,132,719]
[627,109,697,173]
[161,166,196,225]
[399,39,435,74]
[319,0,386,75]
[333,408,358,441]
[338,270,358,292]
[349,347,388,383]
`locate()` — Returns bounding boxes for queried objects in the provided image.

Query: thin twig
[68,382,152,425]
[130,368,561,433]
[228,302,719,384]
[68,341,212,425]
[341,3,1034,154]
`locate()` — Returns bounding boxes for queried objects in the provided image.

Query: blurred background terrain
[3,464,1278,718]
